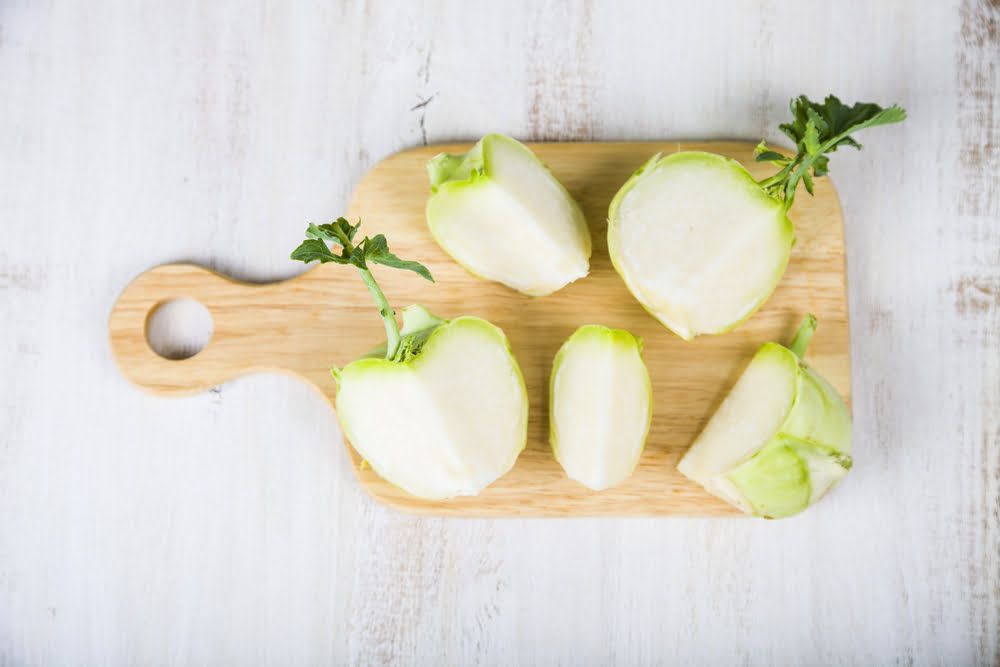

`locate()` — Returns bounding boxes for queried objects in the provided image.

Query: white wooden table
[2,1,997,664]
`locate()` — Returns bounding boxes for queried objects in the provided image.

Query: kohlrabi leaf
[363,234,434,282]
[290,238,349,264]
[756,94,906,208]
[290,217,433,359]
[307,219,360,245]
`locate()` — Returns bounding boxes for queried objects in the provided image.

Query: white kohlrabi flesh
[677,315,852,518]
[608,151,794,341]
[426,133,591,296]
[608,95,906,340]
[336,307,528,500]
[289,217,527,501]
[549,325,651,491]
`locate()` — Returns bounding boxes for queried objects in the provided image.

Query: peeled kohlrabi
[426,133,591,296]
[677,315,851,518]
[549,325,651,491]
[608,95,906,340]
[291,217,528,500]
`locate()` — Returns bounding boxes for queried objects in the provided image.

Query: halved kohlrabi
[549,325,651,491]
[290,217,527,500]
[337,306,528,500]
[677,315,852,518]
[608,151,793,341]
[426,133,591,296]
[608,95,906,340]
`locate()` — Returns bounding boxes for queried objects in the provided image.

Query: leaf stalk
[359,266,401,359]
[289,217,433,362]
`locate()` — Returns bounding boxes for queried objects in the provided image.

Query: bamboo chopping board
[109,141,850,517]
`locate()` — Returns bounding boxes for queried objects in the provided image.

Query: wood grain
[109,141,850,517]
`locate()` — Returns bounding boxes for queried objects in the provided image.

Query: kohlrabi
[677,315,851,518]
[549,325,651,491]
[426,133,591,296]
[608,95,906,340]
[291,218,528,500]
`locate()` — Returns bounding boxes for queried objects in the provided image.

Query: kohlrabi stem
[290,218,433,363]
[789,313,818,359]
[358,267,401,360]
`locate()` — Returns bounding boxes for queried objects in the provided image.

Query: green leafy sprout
[290,217,433,360]
[755,94,907,210]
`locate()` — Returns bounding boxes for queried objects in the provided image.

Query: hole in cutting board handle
[145,298,214,360]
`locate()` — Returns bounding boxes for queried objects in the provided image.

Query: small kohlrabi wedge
[426,133,591,296]
[677,315,852,518]
[291,218,528,500]
[608,95,906,340]
[549,325,651,491]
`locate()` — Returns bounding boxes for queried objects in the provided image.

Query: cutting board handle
[109,263,320,396]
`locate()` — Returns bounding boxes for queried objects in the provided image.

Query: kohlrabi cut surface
[549,325,651,491]
[290,217,527,500]
[337,312,527,500]
[426,133,591,296]
[677,315,852,518]
[608,151,794,340]
[608,95,906,340]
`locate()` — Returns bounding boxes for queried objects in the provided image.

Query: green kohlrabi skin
[425,134,591,296]
[335,306,529,500]
[677,315,852,518]
[549,325,652,491]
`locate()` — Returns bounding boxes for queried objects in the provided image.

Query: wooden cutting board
[109,141,850,517]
